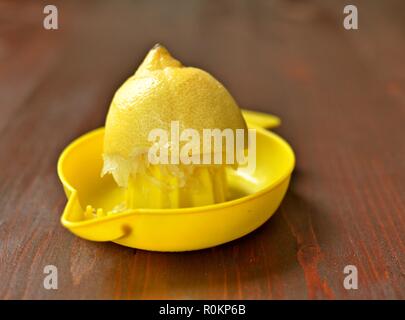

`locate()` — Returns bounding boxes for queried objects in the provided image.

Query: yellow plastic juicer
[58,46,295,252]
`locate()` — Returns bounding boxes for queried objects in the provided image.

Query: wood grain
[0,0,404,299]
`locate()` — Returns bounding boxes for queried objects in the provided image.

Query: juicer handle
[241,109,281,129]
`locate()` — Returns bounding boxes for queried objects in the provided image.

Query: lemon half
[103,45,247,209]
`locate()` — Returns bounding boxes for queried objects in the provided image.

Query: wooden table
[0,0,404,299]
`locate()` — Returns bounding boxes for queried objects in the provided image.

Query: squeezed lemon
[102,44,247,209]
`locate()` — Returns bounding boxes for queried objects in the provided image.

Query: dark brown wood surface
[0,0,404,299]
